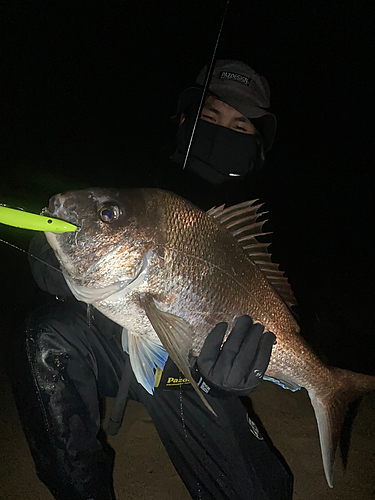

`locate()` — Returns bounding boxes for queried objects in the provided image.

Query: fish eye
[98,204,120,223]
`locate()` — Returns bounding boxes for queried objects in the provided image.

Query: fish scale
[160,193,299,356]
[44,187,375,488]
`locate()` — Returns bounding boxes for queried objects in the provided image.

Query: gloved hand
[191,316,276,398]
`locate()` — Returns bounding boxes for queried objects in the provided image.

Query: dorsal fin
[207,200,297,309]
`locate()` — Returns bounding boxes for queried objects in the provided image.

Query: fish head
[44,187,165,302]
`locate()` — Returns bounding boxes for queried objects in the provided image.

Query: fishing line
[0,238,63,274]
[182,0,230,170]
[179,385,202,500]
[180,5,231,496]
[0,236,96,330]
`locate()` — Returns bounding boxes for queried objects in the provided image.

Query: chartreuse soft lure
[0,206,77,233]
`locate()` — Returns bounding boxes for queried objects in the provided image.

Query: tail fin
[309,367,375,488]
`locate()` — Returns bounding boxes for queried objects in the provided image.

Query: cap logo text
[219,71,250,86]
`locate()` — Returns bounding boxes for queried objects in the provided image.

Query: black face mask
[171,115,259,185]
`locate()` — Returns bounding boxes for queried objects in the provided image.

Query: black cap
[176,60,277,151]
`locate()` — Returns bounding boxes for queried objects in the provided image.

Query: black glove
[191,316,276,398]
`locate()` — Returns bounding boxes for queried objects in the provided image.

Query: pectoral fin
[142,295,217,416]
[122,326,169,395]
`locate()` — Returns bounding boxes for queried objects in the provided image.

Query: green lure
[0,206,77,233]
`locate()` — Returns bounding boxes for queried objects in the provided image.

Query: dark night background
[1,0,374,375]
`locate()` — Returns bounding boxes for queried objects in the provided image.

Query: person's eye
[98,204,120,223]
[235,125,247,132]
[201,114,215,121]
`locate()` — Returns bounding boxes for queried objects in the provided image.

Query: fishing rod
[109,2,232,438]
[182,0,230,170]
[0,1,230,228]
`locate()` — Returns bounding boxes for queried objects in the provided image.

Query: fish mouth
[63,250,151,304]
[41,207,53,217]
[41,205,80,234]
[42,193,81,227]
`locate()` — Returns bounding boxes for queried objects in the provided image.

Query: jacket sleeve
[28,233,72,297]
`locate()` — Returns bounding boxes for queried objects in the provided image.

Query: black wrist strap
[190,364,238,399]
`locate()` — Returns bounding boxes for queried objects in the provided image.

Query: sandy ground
[1,364,374,500]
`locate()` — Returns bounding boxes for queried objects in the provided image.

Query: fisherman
[154,59,276,210]
[10,60,293,500]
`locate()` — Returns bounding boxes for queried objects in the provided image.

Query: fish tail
[309,368,375,488]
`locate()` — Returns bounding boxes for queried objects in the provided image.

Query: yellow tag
[165,376,191,386]
[154,367,163,388]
